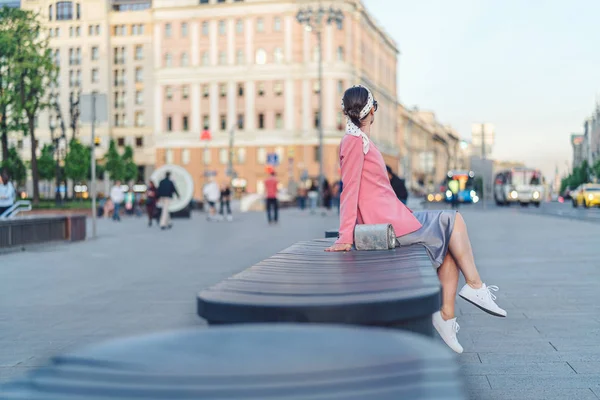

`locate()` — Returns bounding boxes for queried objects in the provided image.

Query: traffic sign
[266,153,279,166]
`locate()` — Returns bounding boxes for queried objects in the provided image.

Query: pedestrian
[332,179,342,214]
[0,170,16,217]
[327,85,506,354]
[203,177,220,221]
[124,189,135,216]
[157,172,179,230]
[145,181,158,227]
[219,182,233,221]
[386,165,408,205]
[110,180,125,222]
[307,180,318,214]
[322,178,332,210]
[264,171,279,224]
[297,185,307,210]
[287,177,299,208]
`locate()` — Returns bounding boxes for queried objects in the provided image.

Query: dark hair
[342,86,369,127]
[165,172,171,178]
[386,165,393,175]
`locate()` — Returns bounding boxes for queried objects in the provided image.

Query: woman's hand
[325,243,352,252]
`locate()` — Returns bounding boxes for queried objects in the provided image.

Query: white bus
[494,167,544,207]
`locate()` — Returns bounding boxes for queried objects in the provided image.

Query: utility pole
[90,92,97,239]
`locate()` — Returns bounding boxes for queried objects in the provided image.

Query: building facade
[152,0,400,198]
[571,133,585,169]
[17,0,156,187]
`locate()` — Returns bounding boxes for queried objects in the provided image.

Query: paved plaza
[1,203,600,399]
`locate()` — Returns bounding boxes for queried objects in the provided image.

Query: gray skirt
[396,210,457,268]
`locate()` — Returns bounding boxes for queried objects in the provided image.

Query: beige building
[16,0,155,185]
[152,0,400,198]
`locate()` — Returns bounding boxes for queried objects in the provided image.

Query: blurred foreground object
[0,324,465,400]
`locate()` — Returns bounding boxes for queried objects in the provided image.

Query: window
[219,51,226,65]
[202,21,209,35]
[181,22,188,37]
[69,26,74,37]
[135,67,143,83]
[257,147,266,164]
[49,5,53,21]
[237,114,244,129]
[91,46,99,60]
[56,27,61,37]
[76,2,80,19]
[220,84,226,97]
[219,148,228,164]
[165,53,172,67]
[337,80,343,94]
[183,115,189,131]
[203,148,211,165]
[236,50,244,65]
[135,90,143,105]
[337,112,343,130]
[166,149,174,164]
[88,25,93,35]
[117,137,125,146]
[132,24,144,35]
[182,85,189,99]
[95,25,100,35]
[255,48,266,65]
[313,80,320,94]
[258,113,265,129]
[274,17,281,32]
[135,45,143,60]
[182,149,190,165]
[218,20,226,35]
[275,113,283,129]
[202,115,209,129]
[237,83,244,96]
[166,116,173,132]
[256,18,264,33]
[273,47,283,64]
[135,137,144,148]
[201,51,209,66]
[53,49,60,65]
[337,46,344,61]
[114,114,120,126]
[165,86,173,100]
[135,111,144,127]
[200,0,209,3]
[56,1,74,21]
[202,85,209,98]
[236,19,243,34]
[314,111,320,128]
[220,115,226,130]
[49,28,54,37]
[181,52,189,66]
[314,146,320,162]
[257,82,265,96]
[165,23,172,37]
[274,81,283,96]
[237,147,246,164]
[91,68,99,83]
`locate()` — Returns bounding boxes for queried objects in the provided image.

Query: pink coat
[335,134,422,245]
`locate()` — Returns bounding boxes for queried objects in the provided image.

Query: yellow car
[573,184,600,208]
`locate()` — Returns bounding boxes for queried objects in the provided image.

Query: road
[1,205,600,399]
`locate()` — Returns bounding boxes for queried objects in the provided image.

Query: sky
[363,0,600,179]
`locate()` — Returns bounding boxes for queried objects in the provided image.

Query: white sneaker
[432,311,463,354]
[459,283,507,317]
[226,215,233,222]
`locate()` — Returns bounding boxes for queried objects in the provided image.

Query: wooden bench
[1,324,466,399]
[197,239,440,336]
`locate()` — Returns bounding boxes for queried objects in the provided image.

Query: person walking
[157,172,179,230]
[386,165,409,205]
[219,182,233,221]
[203,177,220,221]
[326,85,506,354]
[110,181,125,222]
[332,179,342,215]
[307,180,318,214]
[145,181,158,227]
[264,171,279,224]
[0,170,16,217]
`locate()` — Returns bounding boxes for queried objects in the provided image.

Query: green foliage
[105,139,124,182]
[37,143,55,181]
[64,139,89,183]
[122,145,138,183]
[1,146,26,185]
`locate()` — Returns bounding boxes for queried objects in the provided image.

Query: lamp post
[296,6,343,209]
[49,117,63,206]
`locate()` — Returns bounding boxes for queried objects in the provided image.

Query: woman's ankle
[440,307,455,321]
[467,279,483,289]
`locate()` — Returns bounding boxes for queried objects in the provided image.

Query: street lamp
[49,117,63,206]
[296,5,343,208]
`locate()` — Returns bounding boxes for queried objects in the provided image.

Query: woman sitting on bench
[326,85,506,354]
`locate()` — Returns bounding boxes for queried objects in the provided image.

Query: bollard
[354,223,397,251]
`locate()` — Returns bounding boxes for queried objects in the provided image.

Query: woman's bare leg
[448,212,483,289]
[438,253,459,321]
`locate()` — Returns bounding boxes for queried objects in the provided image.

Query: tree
[1,146,26,186]
[593,159,600,181]
[37,143,55,181]
[11,9,56,204]
[122,145,138,183]
[64,139,89,183]
[105,139,124,182]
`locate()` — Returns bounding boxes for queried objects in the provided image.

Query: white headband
[341,85,374,120]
